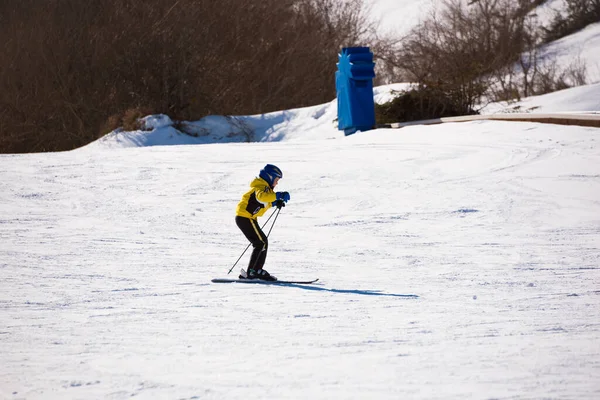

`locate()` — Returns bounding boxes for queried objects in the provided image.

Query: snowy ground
[1,118,600,399]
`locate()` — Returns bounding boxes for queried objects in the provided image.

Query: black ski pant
[235,216,268,271]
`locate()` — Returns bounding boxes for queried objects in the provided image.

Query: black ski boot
[247,268,277,281]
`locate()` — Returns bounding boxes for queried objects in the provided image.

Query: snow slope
[536,22,600,85]
[481,82,600,114]
[1,119,600,399]
[90,82,600,149]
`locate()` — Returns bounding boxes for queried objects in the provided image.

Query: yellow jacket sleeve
[256,186,277,205]
[235,177,278,219]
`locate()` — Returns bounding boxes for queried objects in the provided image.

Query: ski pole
[227,207,281,274]
[264,206,282,238]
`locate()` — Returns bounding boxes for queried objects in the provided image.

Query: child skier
[235,164,290,281]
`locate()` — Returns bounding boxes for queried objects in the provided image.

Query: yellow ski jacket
[236,177,277,219]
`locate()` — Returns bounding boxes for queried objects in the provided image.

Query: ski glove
[276,191,290,202]
[272,199,286,209]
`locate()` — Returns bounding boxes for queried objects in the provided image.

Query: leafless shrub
[122,108,153,132]
[101,114,124,138]
[533,61,571,94]
[226,117,255,143]
[531,55,588,95]
[390,0,541,115]
[563,55,589,87]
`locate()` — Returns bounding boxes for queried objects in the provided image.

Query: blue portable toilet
[336,47,376,135]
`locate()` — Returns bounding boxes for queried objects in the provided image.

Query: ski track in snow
[1,121,600,399]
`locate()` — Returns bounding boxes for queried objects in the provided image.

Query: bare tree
[385,0,555,114]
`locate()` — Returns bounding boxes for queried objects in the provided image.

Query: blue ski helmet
[259,164,283,186]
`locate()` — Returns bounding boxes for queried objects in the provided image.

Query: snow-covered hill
[89,81,600,150]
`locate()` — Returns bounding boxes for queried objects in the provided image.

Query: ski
[211,278,319,285]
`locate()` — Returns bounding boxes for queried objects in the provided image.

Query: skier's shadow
[280,283,419,298]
